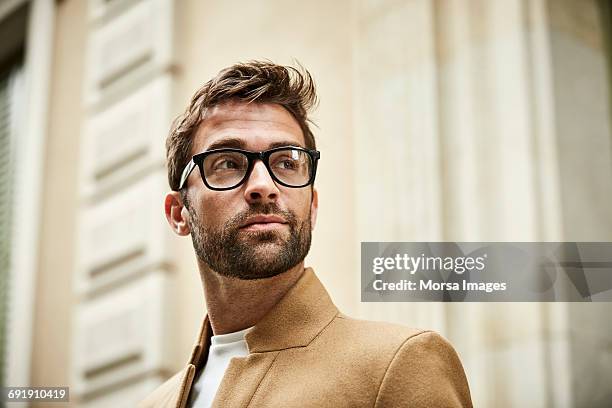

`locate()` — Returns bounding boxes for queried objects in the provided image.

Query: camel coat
[139,268,472,407]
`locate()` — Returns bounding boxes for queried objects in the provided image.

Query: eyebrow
[206,137,245,150]
[268,141,305,149]
[204,138,305,152]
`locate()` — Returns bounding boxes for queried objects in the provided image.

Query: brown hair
[166,60,318,191]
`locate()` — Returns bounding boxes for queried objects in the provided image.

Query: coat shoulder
[331,312,434,352]
[329,315,473,407]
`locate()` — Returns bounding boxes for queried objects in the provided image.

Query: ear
[165,191,191,236]
[310,187,318,231]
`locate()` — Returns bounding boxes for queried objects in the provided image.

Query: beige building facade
[0,0,611,407]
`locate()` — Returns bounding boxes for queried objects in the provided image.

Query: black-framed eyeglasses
[178,146,321,191]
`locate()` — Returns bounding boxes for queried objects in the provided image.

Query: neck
[200,262,305,335]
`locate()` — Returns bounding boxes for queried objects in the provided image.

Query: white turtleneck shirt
[188,327,252,408]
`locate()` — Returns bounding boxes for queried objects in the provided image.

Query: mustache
[227,203,297,229]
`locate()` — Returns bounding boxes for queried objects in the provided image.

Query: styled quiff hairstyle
[166,60,318,191]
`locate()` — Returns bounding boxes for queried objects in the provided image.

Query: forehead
[191,101,305,154]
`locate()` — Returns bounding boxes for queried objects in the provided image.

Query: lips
[240,215,288,230]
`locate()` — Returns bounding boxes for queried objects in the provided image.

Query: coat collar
[245,267,339,353]
[190,267,338,365]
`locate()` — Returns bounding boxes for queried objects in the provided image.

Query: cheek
[286,190,312,220]
[195,191,241,226]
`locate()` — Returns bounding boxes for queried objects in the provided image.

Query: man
[140,61,472,407]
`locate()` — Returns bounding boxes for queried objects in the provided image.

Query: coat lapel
[137,317,212,408]
[176,316,214,408]
[137,365,196,408]
[210,351,280,407]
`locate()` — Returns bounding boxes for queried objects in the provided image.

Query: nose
[243,160,280,204]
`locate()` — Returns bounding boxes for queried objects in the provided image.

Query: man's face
[179,101,318,280]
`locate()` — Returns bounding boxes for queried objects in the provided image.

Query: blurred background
[1,0,611,406]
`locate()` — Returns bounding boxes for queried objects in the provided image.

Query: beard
[186,201,312,280]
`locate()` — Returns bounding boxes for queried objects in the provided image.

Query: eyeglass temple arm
[178,160,197,190]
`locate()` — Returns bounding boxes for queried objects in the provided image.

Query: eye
[277,159,298,170]
[216,159,240,169]
[210,155,247,172]
[272,155,301,171]
[270,150,308,171]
